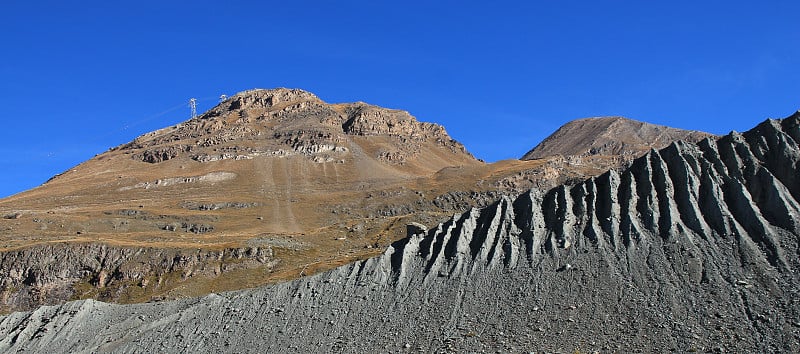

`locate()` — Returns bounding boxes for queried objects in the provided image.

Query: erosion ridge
[1,113,797,352]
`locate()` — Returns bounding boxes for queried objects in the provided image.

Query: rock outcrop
[120,88,474,167]
[1,113,797,352]
[0,243,276,313]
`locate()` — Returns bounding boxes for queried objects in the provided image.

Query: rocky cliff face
[1,113,797,353]
[0,244,276,313]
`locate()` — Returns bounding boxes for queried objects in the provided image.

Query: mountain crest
[522,116,713,160]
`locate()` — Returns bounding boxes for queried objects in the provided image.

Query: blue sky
[1,1,798,198]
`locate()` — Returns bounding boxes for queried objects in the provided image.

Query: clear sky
[1,1,798,198]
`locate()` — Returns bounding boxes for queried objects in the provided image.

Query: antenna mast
[189,98,197,119]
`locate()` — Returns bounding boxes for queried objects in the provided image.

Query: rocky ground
[1,113,797,352]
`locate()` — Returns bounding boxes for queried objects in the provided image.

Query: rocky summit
[0,109,798,352]
[123,88,476,168]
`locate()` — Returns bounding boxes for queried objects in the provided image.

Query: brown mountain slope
[3,88,479,244]
[521,116,714,160]
[0,89,710,312]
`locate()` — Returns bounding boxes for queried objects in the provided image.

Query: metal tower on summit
[189,98,197,119]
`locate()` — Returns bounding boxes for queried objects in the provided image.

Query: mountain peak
[111,87,476,168]
[521,116,714,160]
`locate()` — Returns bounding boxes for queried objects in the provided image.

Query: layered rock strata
[0,244,276,313]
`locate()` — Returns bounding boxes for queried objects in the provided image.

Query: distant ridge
[521,116,713,160]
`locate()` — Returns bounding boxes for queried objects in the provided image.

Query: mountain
[0,89,713,313]
[522,116,713,160]
[1,112,797,352]
[0,88,483,311]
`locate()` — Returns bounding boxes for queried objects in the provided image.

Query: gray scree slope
[1,113,799,353]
